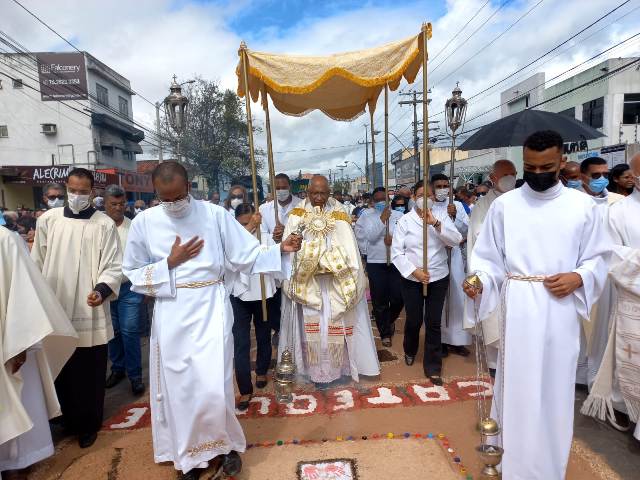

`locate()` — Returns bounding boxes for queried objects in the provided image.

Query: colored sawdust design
[571,439,623,480]
[297,458,357,480]
[102,377,493,431]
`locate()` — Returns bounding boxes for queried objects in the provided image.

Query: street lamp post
[444,82,468,198]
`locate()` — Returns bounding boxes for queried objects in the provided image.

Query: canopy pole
[370,113,377,191]
[444,134,456,328]
[384,83,390,266]
[240,42,268,321]
[421,23,431,297]
[262,85,279,230]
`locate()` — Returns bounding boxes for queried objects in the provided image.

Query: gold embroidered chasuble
[283,198,365,367]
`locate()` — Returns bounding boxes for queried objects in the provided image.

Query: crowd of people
[1,129,640,480]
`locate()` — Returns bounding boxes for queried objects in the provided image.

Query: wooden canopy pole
[421,23,431,296]
[240,42,268,321]
[370,112,377,190]
[262,85,279,229]
[384,83,390,266]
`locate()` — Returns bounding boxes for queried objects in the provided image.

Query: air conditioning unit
[41,123,57,135]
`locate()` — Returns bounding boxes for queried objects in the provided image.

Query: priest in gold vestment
[279,176,379,385]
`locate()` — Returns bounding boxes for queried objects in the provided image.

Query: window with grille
[12,78,23,89]
[582,97,604,128]
[96,83,109,107]
[623,93,640,124]
[0,125,8,138]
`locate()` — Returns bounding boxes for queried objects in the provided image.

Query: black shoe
[222,451,242,476]
[180,468,203,480]
[131,379,145,396]
[237,394,252,412]
[441,344,449,358]
[78,432,98,448]
[404,355,415,366]
[489,368,496,378]
[428,375,444,386]
[381,337,392,347]
[451,345,471,357]
[256,375,268,389]
[105,371,125,389]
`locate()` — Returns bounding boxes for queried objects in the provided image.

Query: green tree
[162,77,263,193]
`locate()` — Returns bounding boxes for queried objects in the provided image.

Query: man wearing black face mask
[463,130,611,480]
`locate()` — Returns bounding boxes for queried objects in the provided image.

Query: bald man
[465,159,516,371]
[560,161,582,189]
[280,175,380,387]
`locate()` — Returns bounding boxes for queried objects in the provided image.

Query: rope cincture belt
[506,274,547,282]
[176,279,224,289]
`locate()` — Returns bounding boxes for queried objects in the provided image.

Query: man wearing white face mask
[259,173,302,343]
[31,168,122,449]
[123,162,301,479]
[430,174,471,357]
[465,159,516,372]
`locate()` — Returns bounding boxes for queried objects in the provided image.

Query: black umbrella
[458,109,605,151]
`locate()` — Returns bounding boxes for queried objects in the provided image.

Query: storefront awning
[91,113,144,142]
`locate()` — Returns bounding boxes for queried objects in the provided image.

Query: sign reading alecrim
[36,52,88,101]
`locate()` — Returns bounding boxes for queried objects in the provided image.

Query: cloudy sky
[2,0,638,179]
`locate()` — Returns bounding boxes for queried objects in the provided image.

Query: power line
[0,36,168,145]
[429,0,513,76]
[428,0,492,63]
[9,0,158,108]
[385,0,636,143]
[431,0,546,89]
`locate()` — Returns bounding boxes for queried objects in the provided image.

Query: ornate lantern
[164,75,189,133]
[274,349,296,404]
[445,82,468,136]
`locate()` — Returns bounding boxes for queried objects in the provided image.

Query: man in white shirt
[103,185,145,396]
[465,159,516,371]
[259,173,303,342]
[355,187,404,347]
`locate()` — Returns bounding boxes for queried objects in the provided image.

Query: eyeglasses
[46,194,65,200]
[229,194,244,200]
[589,172,609,179]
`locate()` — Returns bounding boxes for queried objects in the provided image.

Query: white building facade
[0,51,144,209]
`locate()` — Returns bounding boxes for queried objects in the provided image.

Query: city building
[453,57,640,178]
[0,51,144,209]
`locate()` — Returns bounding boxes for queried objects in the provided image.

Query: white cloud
[2,0,638,181]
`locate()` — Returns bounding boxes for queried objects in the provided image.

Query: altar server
[464,131,610,479]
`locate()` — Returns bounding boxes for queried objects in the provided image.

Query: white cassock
[0,228,77,472]
[465,189,501,368]
[432,199,471,346]
[577,190,623,386]
[259,196,303,237]
[122,198,285,474]
[582,187,640,439]
[470,182,610,480]
[279,199,379,384]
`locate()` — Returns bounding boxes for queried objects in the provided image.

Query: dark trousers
[401,276,449,376]
[268,288,282,334]
[55,344,108,435]
[367,262,404,339]
[231,295,275,395]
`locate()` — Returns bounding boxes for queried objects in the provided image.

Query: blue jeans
[108,281,143,381]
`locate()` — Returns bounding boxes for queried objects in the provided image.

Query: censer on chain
[465,273,504,478]
[274,222,306,404]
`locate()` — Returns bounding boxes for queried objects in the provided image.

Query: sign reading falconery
[36,52,88,101]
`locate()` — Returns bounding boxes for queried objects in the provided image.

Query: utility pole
[357,124,370,191]
[399,91,421,182]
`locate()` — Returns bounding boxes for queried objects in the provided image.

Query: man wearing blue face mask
[560,161,582,190]
[574,157,623,390]
[355,187,404,347]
